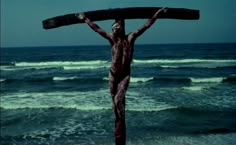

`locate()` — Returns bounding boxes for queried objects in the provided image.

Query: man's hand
[154,7,168,17]
[162,7,168,13]
[75,13,86,20]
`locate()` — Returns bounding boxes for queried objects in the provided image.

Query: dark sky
[1,0,236,47]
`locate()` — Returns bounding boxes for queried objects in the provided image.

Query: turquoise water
[1,43,236,145]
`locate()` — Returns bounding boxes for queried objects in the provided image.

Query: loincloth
[110,68,130,83]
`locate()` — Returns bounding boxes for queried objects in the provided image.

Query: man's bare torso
[110,35,134,76]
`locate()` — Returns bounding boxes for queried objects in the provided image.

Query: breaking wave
[133,59,236,64]
[1,91,177,112]
[14,60,109,67]
[1,59,235,71]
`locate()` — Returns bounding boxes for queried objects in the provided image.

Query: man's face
[112,23,122,34]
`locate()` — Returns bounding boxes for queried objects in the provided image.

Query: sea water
[1,43,236,145]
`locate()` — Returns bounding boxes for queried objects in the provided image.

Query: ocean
[1,43,236,145]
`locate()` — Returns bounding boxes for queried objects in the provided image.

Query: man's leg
[109,72,117,111]
[114,75,130,145]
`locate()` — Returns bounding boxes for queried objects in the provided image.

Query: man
[76,7,167,145]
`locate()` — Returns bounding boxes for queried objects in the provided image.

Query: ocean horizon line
[1,42,236,49]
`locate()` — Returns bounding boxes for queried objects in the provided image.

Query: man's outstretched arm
[129,7,168,40]
[76,13,112,41]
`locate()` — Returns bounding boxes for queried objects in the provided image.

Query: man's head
[112,19,125,36]
[112,22,122,34]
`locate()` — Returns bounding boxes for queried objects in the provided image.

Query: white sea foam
[190,77,225,83]
[15,60,109,67]
[3,59,236,72]
[9,61,110,71]
[103,77,154,83]
[160,65,225,68]
[1,90,111,110]
[13,59,236,68]
[133,59,236,64]
[0,66,6,70]
[0,66,27,71]
[0,79,6,82]
[126,95,178,112]
[130,77,154,83]
[102,77,109,81]
[127,103,177,112]
[161,65,179,68]
[53,77,79,81]
[1,90,176,112]
[63,66,107,70]
[1,102,176,112]
[182,86,204,91]
[1,104,111,110]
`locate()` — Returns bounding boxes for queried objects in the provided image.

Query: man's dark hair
[112,19,125,34]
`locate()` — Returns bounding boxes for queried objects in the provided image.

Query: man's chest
[112,39,130,50]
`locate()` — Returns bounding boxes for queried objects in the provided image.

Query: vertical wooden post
[113,75,130,145]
